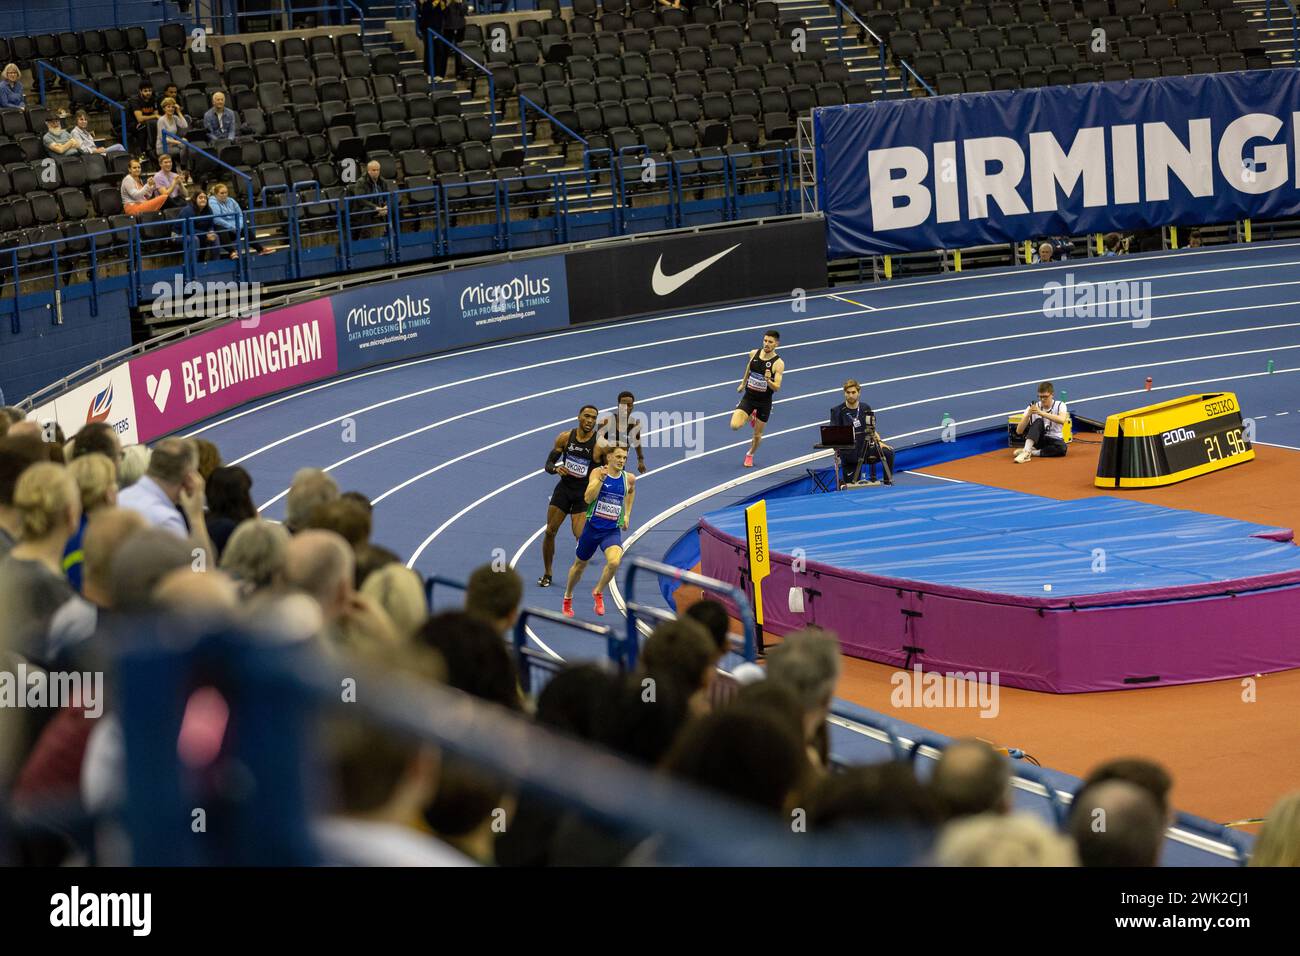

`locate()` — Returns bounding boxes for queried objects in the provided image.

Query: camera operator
[830,380,894,486]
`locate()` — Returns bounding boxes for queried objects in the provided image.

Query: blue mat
[701,485,1300,598]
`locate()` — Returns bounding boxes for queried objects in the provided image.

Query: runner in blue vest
[563,445,636,618]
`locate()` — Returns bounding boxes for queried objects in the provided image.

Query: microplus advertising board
[332,254,570,372]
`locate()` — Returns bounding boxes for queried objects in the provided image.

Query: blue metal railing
[424,26,496,132]
[512,607,623,693]
[825,0,934,97]
[623,556,758,669]
[161,130,255,214]
[34,60,130,150]
[519,92,588,154]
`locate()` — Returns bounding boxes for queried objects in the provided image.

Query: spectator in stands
[1249,792,1300,867]
[341,490,372,513]
[664,707,809,815]
[285,467,340,534]
[70,421,122,465]
[156,96,189,159]
[116,436,214,560]
[219,518,289,597]
[152,153,190,209]
[1076,757,1174,826]
[1104,232,1125,257]
[416,611,523,711]
[121,157,183,215]
[354,542,400,590]
[935,813,1078,866]
[128,81,160,157]
[106,525,194,614]
[1186,229,1203,249]
[350,160,392,239]
[178,190,220,262]
[0,435,46,560]
[118,443,151,488]
[192,438,221,482]
[464,563,523,637]
[203,91,238,144]
[766,627,841,770]
[808,761,943,830]
[640,617,717,716]
[1069,780,1165,867]
[47,507,148,661]
[306,497,371,552]
[209,181,264,256]
[62,453,118,594]
[683,597,731,659]
[415,0,445,77]
[42,114,80,157]
[70,110,126,156]
[204,465,256,560]
[442,0,468,80]
[930,739,1012,820]
[1033,241,1055,264]
[283,529,379,643]
[0,462,79,662]
[0,64,24,110]
[359,563,428,641]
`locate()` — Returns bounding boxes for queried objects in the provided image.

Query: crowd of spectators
[1,408,1297,867]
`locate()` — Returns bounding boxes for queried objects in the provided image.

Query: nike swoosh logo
[650,244,741,296]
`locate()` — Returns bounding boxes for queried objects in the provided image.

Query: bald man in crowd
[930,739,1013,820]
[285,467,340,534]
[283,529,397,648]
[117,436,213,560]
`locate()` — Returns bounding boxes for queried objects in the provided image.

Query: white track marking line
[220,270,1300,465]
[254,304,1300,508]
[829,293,876,310]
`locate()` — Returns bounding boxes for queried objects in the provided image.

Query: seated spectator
[286,467,340,534]
[0,462,79,662]
[116,436,213,558]
[424,757,514,865]
[1033,241,1055,264]
[808,761,943,830]
[1104,232,1125,256]
[283,529,398,650]
[1186,228,1203,248]
[929,738,1013,820]
[70,421,122,465]
[1069,779,1165,867]
[0,434,47,560]
[121,157,183,216]
[341,490,372,513]
[118,443,151,488]
[193,438,221,481]
[683,597,731,660]
[664,707,809,815]
[766,627,841,770]
[155,96,189,159]
[208,181,265,256]
[69,110,126,156]
[359,563,427,641]
[62,452,118,594]
[464,562,523,637]
[151,153,191,209]
[415,611,523,711]
[1076,757,1173,826]
[202,91,238,144]
[354,542,400,590]
[640,617,717,716]
[0,63,24,109]
[204,465,256,560]
[178,189,220,262]
[42,114,80,157]
[128,81,159,157]
[306,497,371,551]
[1248,791,1300,867]
[349,160,391,238]
[935,813,1078,866]
[106,526,195,612]
[219,518,289,596]
[47,507,148,661]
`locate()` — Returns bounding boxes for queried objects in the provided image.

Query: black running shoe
[537,574,553,587]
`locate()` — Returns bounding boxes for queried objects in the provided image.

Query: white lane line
[217,269,1300,465]
[254,304,1300,509]
[829,293,876,311]
[1259,441,1300,450]
[407,363,1300,569]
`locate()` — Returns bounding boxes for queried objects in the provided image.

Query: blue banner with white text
[815,70,1300,256]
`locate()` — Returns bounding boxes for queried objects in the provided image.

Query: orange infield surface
[680,441,1300,826]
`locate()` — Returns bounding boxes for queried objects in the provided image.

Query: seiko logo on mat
[650,243,741,296]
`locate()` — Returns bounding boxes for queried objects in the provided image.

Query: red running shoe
[562,596,574,618]
[593,592,605,616]
[743,453,754,468]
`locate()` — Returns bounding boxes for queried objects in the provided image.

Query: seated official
[1014,380,1068,464]
[830,378,894,485]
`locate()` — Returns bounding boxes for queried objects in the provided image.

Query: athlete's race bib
[746,371,769,392]
[564,456,589,478]
[594,497,622,521]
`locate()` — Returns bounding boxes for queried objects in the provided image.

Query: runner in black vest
[729,330,785,468]
[596,390,647,474]
[538,404,605,587]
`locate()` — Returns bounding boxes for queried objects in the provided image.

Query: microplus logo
[346,294,432,335]
[50,886,151,936]
[459,274,551,314]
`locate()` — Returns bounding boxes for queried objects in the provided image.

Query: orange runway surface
[681,440,1300,825]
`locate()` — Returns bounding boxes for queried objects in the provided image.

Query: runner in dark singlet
[729,330,784,468]
[597,390,646,474]
[538,405,604,587]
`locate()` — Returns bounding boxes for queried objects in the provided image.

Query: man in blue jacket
[829,379,894,486]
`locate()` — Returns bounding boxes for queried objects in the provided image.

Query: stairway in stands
[772,0,912,96]
[1236,0,1299,66]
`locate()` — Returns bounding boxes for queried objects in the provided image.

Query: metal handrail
[424,27,497,133]
[511,608,620,693]
[622,556,758,669]
[824,0,934,97]
[518,92,588,153]
[34,60,130,150]
[161,130,256,215]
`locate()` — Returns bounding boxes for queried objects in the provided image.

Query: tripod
[845,423,893,487]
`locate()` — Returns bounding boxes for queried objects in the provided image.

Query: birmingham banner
[815,69,1300,256]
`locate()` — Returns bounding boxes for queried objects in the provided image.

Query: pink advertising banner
[129,299,339,442]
